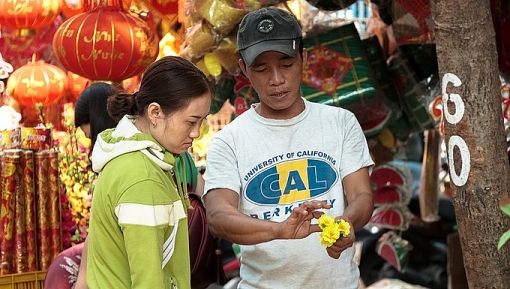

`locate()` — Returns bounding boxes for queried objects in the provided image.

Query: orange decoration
[67,72,90,101]
[6,57,68,107]
[52,5,159,81]
[60,0,84,18]
[3,95,21,113]
[0,0,61,30]
[122,75,140,94]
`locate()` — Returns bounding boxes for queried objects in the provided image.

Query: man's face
[239,49,307,120]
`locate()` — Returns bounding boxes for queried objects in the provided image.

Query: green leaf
[498,230,510,250]
[500,196,510,217]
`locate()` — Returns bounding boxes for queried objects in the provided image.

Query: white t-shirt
[205,99,374,289]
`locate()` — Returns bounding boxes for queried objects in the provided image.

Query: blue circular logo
[257,19,274,33]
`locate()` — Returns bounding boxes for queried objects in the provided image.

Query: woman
[86,56,213,289]
[45,74,207,288]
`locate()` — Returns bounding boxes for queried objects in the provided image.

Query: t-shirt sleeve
[339,111,375,179]
[203,131,241,197]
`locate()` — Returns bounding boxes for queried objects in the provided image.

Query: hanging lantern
[0,0,61,30]
[67,71,90,101]
[6,56,68,107]
[52,5,159,81]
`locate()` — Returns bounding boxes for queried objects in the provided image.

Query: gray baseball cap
[237,8,302,67]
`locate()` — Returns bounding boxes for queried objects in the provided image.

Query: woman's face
[153,93,212,155]
[80,123,91,139]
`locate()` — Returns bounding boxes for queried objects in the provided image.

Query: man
[204,7,374,288]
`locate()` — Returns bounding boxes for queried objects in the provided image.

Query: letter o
[448,135,470,187]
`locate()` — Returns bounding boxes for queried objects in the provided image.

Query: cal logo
[245,158,337,205]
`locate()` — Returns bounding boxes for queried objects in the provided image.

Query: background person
[74,82,118,149]
[203,7,374,288]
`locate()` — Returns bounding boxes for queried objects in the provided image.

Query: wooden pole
[418,128,440,222]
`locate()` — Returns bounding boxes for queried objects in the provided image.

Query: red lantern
[6,57,68,107]
[52,6,159,81]
[0,0,61,30]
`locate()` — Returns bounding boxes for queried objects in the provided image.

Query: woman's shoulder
[102,151,163,179]
[107,150,146,166]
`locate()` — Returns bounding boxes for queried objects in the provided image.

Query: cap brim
[240,39,299,67]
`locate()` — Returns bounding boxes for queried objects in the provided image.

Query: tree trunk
[432,0,510,288]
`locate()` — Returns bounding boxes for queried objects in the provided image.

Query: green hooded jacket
[87,115,190,289]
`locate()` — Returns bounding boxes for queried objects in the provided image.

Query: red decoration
[0,16,63,70]
[0,0,61,30]
[302,45,353,96]
[52,5,159,81]
[6,57,68,107]
[142,0,177,16]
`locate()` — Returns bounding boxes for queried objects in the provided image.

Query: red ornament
[0,0,61,30]
[52,6,159,81]
[6,58,68,107]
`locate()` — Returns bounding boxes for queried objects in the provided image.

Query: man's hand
[277,201,331,239]
[326,218,355,259]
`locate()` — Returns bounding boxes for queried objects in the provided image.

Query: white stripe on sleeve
[115,201,186,226]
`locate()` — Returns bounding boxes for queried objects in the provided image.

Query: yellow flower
[320,225,340,247]
[57,123,97,245]
[318,214,335,229]
[318,214,351,247]
[336,219,351,238]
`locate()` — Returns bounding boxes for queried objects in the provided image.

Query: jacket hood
[91,115,176,173]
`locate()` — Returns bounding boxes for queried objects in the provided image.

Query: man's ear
[239,58,248,76]
[302,48,307,66]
